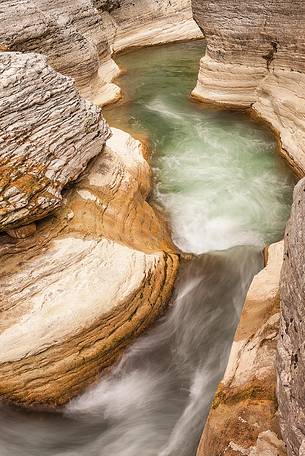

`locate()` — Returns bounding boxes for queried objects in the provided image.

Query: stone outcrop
[0,128,179,407]
[191,2,305,454]
[0,0,121,106]
[277,178,305,456]
[0,0,203,408]
[0,1,201,106]
[0,51,108,232]
[196,242,285,456]
[103,0,202,53]
[191,0,305,178]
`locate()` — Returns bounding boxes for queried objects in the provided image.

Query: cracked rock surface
[0,128,179,407]
[278,178,305,456]
[0,51,108,232]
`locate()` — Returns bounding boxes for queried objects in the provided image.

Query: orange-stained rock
[0,128,179,407]
[196,242,285,456]
[0,52,108,232]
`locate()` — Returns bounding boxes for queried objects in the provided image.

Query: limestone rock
[0,51,108,232]
[6,223,36,239]
[0,0,121,104]
[104,0,202,52]
[0,128,179,407]
[191,0,305,177]
[197,242,284,456]
[0,1,200,106]
[249,431,286,456]
[277,178,305,456]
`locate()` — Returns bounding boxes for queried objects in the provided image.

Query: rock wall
[0,0,201,106]
[0,52,108,232]
[191,0,305,178]
[278,178,305,456]
[191,1,305,454]
[0,0,121,105]
[196,242,286,456]
[0,127,179,406]
[103,0,202,52]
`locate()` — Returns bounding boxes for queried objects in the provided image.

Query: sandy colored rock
[6,223,36,239]
[0,128,179,407]
[0,51,108,232]
[277,178,305,456]
[191,0,305,178]
[0,1,200,106]
[197,242,284,456]
[103,0,202,53]
[0,0,121,105]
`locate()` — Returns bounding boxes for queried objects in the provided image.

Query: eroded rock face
[0,0,121,104]
[197,242,285,456]
[105,0,202,52]
[0,0,200,105]
[0,128,179,407]
[191,0,305,177]
[0,52,108,232]
[278,178,305,456]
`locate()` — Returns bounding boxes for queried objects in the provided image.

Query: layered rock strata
[102,0,202,53]
[277,178,305,456]
[196,242,285,456]
[0,127,179,407]
[0,52,108,232]
[0,0,201,106]
[191,0,305,177]
[0,0,121,105]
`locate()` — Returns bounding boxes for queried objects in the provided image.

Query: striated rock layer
[196,242,286,456]
[191,2,305,454]
[103,0,202,53]
[0,0,201,106]
[0,52,108,232]
[0,0,121,105]
[278,178,305,456]
[0,128,179,406]
[0,0,203,408]
[191,0,305,178]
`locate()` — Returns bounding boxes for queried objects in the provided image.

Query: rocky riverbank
[196,242,286,456]
[191,1,305,454]
[191,0,305,179]
[0,125,179,406]
[0,0,203,406]
[0,0,201,107]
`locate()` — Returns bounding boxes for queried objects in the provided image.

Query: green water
[105,41,295,253]
[0,41,297,456]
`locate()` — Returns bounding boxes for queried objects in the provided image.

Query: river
[0,40,295,456]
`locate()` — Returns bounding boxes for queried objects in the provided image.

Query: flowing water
[0,41,295,456]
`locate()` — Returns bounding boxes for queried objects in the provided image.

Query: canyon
[0,0,199,407]
[191,1,305,455]
[0,1,304,456]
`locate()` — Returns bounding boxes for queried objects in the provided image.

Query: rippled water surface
[105,41,295,253]
[0,41,295,456]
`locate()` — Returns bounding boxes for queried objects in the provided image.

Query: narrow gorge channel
[0,41,296,456]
